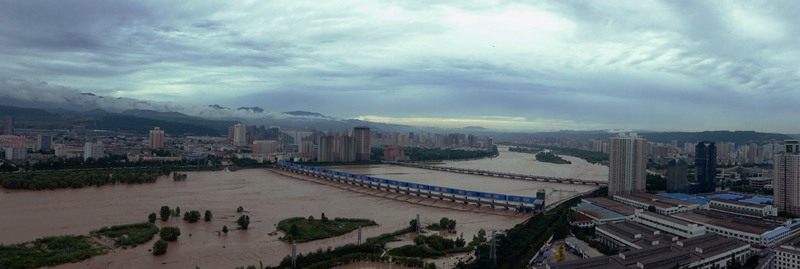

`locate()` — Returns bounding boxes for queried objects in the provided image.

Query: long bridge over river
[384,161,607,186]
[277,162,543,213]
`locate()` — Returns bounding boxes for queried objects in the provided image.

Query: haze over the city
[1,1,800,132]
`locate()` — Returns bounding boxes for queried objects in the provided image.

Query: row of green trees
[0,169,164,190]
[403,147,496,161]
[535,151,572,164]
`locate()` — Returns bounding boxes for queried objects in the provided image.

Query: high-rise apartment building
[695,141,717,193]
[233,123,247,147]
[339,135,356,162]
[775,140,800,215]
[608,133,647,196]
[252,140,279,155]
[354,126,371,161]
[318,134,336,162]
[666,158,688,193]
[485,137,494,152]
[2,116,13,135]
[36,134,52,151]
[84,142,104,160]
[149,127,165,149]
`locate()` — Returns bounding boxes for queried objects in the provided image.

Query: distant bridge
[276,162,540,213]
[384,161,607,186]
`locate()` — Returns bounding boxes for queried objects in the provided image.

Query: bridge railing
[385,161,606,186]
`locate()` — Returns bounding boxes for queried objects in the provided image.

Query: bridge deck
[384,161,607,186]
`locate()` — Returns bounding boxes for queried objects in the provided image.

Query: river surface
[0,148,607,269]
[443,146,608,181]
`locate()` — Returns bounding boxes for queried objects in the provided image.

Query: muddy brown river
[0,149,606,269]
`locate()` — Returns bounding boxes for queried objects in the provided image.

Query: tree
[439,217,450,228]
[237,206,244,213]
[184,210,200,223]
[414,235,426,245]
[175,206,181,217]
[160,206,171,221]
[148,212,157,223]
[410,218,419,231]
[152,240,168,255]
[237,215,250,229]
[647,205,657,212]
[204,210,212,222]
[159,226,181,241]
[222,226,229,234]
[455,237,466,248]
[321,212,328,222]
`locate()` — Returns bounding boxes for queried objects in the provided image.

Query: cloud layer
[1,1,799,132]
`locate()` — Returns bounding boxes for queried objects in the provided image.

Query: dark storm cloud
[1,0,799,132]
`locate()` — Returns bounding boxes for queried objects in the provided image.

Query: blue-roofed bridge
[276,162,541,213]
[384,161,607,186]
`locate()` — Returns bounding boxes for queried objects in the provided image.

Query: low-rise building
[775,235,800,269]
[706,198,777,217]
[613,193,699,215]
[635,210,706,238]
[673,210,800,247]
[595,221,668,250]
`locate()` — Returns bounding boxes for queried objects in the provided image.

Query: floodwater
[331,147,604,207]
[443,146,608,181]
[0,169,521,269]
[0,148,607,269]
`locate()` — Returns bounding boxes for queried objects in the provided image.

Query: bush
[183,210,201,223]
[159,206,171,221]
[237,206,244,213]
[237,215,250,230]
[148,212,157,223]
[159,227,181,241]
[204,210,212,222]
[152,240,167,255]
[222,226,229,234]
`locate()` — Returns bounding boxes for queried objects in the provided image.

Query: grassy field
[278,217,377,243]
[0,235,107,269]
[91,222,159,247]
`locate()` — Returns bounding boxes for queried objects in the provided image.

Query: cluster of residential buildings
[1,117,494,167]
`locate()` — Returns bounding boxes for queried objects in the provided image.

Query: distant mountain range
[0,86,794,142]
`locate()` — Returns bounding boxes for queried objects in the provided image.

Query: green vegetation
[387,245,443,258]
[394,234,469,258]
[403,147,497,161]
[508,147,541,154]
[723,179,774,195]
[236,206,244,213]
[646,173,667,192]
[183,210,201,223]
[535,151,572,164]
[159,227,181,242]
[462,187,606,269]
[425,217,457,232]
[172,172,188,181]
[91,223,159,247]
[204,210,213,222]
[0,235,106,269]
[152,240,168,256]
[160,206,171,221]
[222,226,229,234]
[278,216,377,243]
[507,143,609,165]
[237,215,250,230]
[0,169,164,190]
[148,212,157,223]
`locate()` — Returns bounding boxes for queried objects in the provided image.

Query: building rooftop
[615,193,690,209]
[674,210,778,235]
[583,197,637,215]
[709,193,745,200]
[677,233,749,259]
[710,198,770,209]
[657,193,713,205]
[575,203,626,220]
[546,256,627,269]
[598,221,662,249]
[638,210,695,227]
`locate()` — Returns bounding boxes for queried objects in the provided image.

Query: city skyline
[2,1,800,132]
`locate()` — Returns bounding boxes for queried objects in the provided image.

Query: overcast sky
[1,1,799,132]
